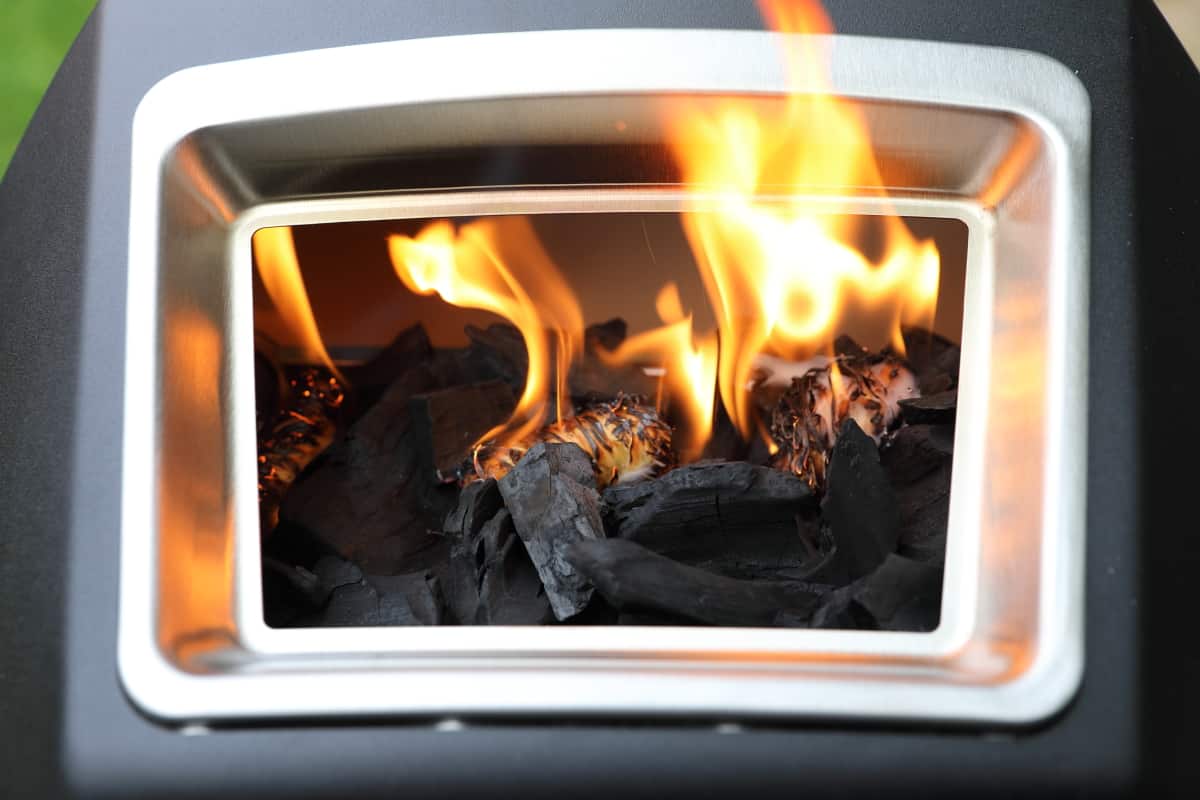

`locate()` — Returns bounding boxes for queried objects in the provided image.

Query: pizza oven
[2,0,1197,796]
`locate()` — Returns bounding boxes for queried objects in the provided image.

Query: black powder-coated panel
[1131,0,1200,794]
[1,0,1193,795]
[0,14,99,800]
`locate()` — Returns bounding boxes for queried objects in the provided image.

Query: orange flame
[669,0,941,437]
[387,216,584,448]
[597,282,719,461]
[253,226,345,383]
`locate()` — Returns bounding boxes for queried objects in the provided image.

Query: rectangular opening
[255,208,969,632]
[121,29,1088,724]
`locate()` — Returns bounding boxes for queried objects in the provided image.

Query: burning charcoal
[898,389,957,425]
[768,353,917,491]
[409,381,516,481]
[812,419,900,585]
[496,442,606,620]
[602,461,820,581]
[472,510,554,625]
[881,424,953,565]
[280,365,454,574]
[900,327,961,394]
[475,396,672,488]
[811,554,943,632]
[567,539,826,627]
[258,367,345,535]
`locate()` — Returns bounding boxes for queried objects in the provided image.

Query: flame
[669,0,941,437]
[252,226,344,383]
[596,282,718,461]
[387,216,584,448]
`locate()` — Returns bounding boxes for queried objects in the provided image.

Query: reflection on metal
[120,29,1089,725]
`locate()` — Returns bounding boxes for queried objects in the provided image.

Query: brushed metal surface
[120,29,1089,724]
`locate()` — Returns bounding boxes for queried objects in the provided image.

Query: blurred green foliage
[0,0,97,180]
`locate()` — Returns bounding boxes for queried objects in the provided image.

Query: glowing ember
[473,396,673,488]
[257,367,345,533]
[253,226,345,383]
[669,0,941,441]
[387,216,585,450]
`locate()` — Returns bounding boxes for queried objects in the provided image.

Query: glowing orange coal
[387,216,585,449]
[669,0,941,438]
[253,226,345,383]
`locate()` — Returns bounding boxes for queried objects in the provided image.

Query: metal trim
[120,28,1090,725]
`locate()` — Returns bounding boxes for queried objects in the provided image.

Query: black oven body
[1,1,1197,797]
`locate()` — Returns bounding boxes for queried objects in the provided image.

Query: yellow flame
[597,282,719,461]
[669,0,941,436]
[387,216,584,448]
[252,226,345,383]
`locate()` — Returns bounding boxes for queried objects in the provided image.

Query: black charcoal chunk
[602,461,819,580]
[465,323,528,387]
[617,608,700,626]
[898,390,958,425]
[297,557,443,627]
[585,318,628,351]
[442,479,504,539]
[473,510,554,625]
[352,324,432,391]
[833,334,866,356]
[497,442,605,620]
[815,419,900,585]
[410,381,516,480]
[900,327,961,394]
[811,554,943,631]
[568,538,826,627]
[881,424,954,565]
[281,365,454,574]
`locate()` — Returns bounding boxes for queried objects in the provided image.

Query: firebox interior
[120,29,1088,725]
[256,214,969,359]
[253,211,968,631]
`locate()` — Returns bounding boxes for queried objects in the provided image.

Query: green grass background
[0,0,97,180]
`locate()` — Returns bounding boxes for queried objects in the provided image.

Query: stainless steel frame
[120,29,1090,724]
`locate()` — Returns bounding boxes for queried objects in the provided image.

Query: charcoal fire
[472,395,673,488]
[767,354,918,491]
[254,0,963,635]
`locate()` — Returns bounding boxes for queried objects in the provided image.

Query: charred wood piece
[258,367,345,535]
[475,396,672,489]
[471,510,554,625]
[602,461,820,581]
[496,442,606,620]
[900,326,961,394]
[294,555,444,627]
[880,423,954,565]
[810,419,900,585]
[279,364,456,574]
[768,353,917,491]
[898,389,957,425]
[567,538,826,627]
[410,380,516,482]
[811,553,943,631]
